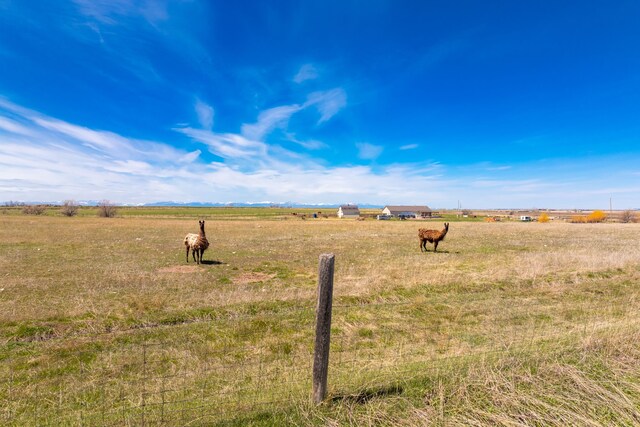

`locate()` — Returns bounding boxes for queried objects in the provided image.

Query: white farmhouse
[337,205,360,218]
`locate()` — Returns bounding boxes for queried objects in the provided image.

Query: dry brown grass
[1,214,640,425]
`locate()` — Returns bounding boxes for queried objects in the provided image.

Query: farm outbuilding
[382,205,432,219]
[337,205,360,218]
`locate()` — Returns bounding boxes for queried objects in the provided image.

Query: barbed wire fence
[1,253,638,425]
[1,301,318,426]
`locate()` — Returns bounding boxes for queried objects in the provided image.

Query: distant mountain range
[2,200,384,209]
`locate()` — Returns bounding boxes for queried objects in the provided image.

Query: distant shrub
[22,205,46,215]
[621,210,637,223]
[97,200,117,218]
[570,215,586,223]
[538,213,550,223]
[61,200,79,217]
[587,210,607,223]
[572,211,607,223]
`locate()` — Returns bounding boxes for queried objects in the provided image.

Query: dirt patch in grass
[232,272,275,285]
[158,265,200,274]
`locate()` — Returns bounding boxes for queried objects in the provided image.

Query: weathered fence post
[312,253,335,404]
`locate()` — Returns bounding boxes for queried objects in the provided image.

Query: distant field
[3,204,636,222]
[1,209,639,425]
[1,205,342,218]
[0,205,404,221]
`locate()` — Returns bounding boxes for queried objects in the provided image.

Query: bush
[621,210,637,223]
[538,213,550,223]
[587,210,607,223]
[97,200,117,218]
[570,215,586,223]
[22,205,46,215]
[572,211,607,224]
[61,200,79,217]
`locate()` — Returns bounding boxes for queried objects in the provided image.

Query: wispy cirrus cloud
[31,116,188,164]
[400,144,418,150]
[175,127,267,160]
[305,88,347,123]
[176,102,305,162]
[241,104,303,141]
[284,132,327,150]
[179,149,202,163]
[0,98,203,201]
[177,87,346,163]
[0,116,37,137]
[356,142,384,160]
[72,0,170,26]
[293,64,319,83]
[194,99,214,130]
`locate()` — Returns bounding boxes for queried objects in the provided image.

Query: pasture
[1,210,639,425]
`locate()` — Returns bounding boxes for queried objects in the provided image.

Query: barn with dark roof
[337,204,360,218]
[382,205,432,218]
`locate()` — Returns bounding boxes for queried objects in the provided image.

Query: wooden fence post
[312,253,335,404]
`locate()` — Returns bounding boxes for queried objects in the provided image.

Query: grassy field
[1,209,639,425]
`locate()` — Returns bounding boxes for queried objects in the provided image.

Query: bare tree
[61,200,79,217]
[97,200,117,218]
[621,210,637,223]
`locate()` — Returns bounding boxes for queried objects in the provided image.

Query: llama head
[444,222,449,233]
[199,220,205,231]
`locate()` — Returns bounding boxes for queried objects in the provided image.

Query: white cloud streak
[284,132,327,150]
[293,64,319,83]
[241,104,303,141]
[175,127,267,160]
[305,89,347,123]
[72,0,170,26]
[194,99,214,130]
[356,142,384,160]
[0,99,202,202]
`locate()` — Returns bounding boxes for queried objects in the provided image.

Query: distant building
[382,205,432,219]
[337,204,360,218]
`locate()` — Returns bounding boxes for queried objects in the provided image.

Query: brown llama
[184,220,209,264]
[418,222,449,252]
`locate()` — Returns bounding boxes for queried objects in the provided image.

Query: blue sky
[1,1,639,208]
